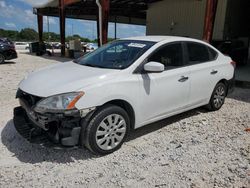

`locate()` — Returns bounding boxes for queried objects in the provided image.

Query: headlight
[34,92,84,113]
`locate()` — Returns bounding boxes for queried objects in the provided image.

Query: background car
[0,38,14,46]
[15,42,30,50]
[212,40,248,66]
[51,42,61,49]
[0,38,17,64]
[86,43,98,51]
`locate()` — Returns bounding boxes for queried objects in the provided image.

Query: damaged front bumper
[13,90,95,147]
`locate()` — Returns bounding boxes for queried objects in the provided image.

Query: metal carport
[33,0,218,56]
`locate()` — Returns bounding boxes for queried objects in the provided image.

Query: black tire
[0,53,5,64]
[207,82,227,111]
[83,104,130,155]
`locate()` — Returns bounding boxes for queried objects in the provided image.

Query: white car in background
[86,43,98,51]
[15,42,30,50]
[14,36,235,155]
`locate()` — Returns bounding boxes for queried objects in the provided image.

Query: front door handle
[211,70,218,75]
[178,76,189,82]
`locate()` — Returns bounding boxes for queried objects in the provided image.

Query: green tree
[18,28,38,41]
[0,29,19,41]
[65,34,91,42]
[43,32,60,42]
[0,28,94,43]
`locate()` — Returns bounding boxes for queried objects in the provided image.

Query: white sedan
[14,36,235,155]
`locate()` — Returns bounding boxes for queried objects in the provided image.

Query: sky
[0,0,146,40]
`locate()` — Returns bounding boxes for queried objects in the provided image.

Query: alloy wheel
[95,114,126,151]
[213,85,225,109]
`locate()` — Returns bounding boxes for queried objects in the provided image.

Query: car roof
[122,35,207,44]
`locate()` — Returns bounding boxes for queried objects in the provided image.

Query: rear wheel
[0,54,5,64]
[207,82,227,111]
[83,105,130,155]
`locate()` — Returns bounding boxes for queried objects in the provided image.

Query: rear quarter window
[187,42,210,64]
[187,42,218,65]
[208,47,218,60]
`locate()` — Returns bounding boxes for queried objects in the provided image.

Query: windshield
[74,40,155,69]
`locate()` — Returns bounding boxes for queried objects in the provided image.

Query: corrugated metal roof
[34,0,161,25]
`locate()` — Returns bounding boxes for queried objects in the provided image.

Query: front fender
[74,78,139,111]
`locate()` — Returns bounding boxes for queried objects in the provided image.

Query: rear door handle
[178,76,189,82]
[211,70,218,75]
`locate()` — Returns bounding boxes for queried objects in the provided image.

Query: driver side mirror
[144,61,164,73]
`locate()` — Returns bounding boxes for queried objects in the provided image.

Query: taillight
[230,61,236,68]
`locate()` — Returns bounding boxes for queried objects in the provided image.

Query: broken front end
[14,89,95,147]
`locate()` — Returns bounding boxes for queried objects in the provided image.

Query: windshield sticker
[128,43,146,48]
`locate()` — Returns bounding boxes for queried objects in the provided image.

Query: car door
[137,42,190,125]
[185,42,220,107]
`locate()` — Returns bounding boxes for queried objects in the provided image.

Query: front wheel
[0,54,5,64]
[83,105,130,155]
[207,82,227,111]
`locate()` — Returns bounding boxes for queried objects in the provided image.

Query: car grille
[16,89,43,107]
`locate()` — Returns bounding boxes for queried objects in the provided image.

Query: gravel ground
[0,52,249,188]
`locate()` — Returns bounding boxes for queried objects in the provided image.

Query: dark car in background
[0,38,17,64]
[212,40,249,66]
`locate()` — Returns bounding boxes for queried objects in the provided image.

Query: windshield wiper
[83,63,105,68]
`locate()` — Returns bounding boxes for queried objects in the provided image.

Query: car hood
[19,61,119,97]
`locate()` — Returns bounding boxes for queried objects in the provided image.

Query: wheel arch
[0,52,5,64]
[217,79,229,95]
[0,52,6,58]
[103,99,136,130]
